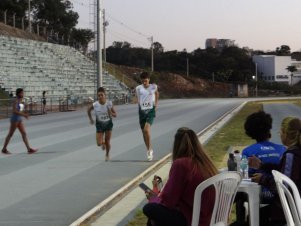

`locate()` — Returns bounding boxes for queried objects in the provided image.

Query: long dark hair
[172,127,218,179]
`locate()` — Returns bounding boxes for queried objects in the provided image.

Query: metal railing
[0,93,133,120]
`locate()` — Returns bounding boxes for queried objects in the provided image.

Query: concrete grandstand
[0,35,129,103]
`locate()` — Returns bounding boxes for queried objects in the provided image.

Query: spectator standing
[42,90,47,114]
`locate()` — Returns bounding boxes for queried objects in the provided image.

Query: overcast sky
[71,0,301,52]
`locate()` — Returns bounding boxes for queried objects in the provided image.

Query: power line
[107,28,149,47]
[69,0,90,8]
[107,13,150,39]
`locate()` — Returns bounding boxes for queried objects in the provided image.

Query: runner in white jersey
[136,72,159,161]
[87,87,117,161]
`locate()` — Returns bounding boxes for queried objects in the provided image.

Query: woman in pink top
[143,127,218,226]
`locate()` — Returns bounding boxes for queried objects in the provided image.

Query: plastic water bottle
[233,150,241,173]
[227,153,237,171]
[240,155,249,179]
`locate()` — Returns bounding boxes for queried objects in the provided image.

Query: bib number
[141,101,153,110]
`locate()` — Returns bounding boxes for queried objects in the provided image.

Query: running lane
[0,98,243,226]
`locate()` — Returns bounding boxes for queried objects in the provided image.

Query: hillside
[0,22,45,41]
[0,23,230,98]
[106,64,231,98]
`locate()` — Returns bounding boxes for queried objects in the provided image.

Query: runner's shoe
[105,154,110,162]
[28,148,38,154]
[2,149,11,155]
[147,149,153,161]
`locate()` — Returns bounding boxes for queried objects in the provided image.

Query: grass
[126,210,148,226]
[205,101,263,168]
[125,101,263,226]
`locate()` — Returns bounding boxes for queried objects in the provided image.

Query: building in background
[205,38,235,50]
[253,55,301,85]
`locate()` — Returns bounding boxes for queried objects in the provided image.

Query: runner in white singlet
[136,72,159,161]
[87,87,117,161]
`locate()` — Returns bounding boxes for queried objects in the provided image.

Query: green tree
[276,45,291,56]
[153,42,163,53]
[32,0,79,39]
[286,65,297,85]
[0,0,28,17]
[70,28,94,54]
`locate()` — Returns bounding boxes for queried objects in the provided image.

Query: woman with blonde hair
[143,127,218,226]
[249,116,301,225]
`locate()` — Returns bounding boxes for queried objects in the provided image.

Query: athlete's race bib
[97,113,110,122]
[140,96,153,110]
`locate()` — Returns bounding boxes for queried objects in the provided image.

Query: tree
[153,42,163,53]
[276,45,291,56]
[286,65,297,85]
[32,0,79,38]
[0,0,28,17]
[70,28,94,54]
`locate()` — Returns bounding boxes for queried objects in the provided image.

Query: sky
[70,0,301,52]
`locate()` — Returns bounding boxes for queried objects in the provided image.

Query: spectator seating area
[0,35,128,101]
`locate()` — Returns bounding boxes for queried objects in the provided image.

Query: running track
[0,98,259,226]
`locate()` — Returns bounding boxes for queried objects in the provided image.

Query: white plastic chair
[191,172,242,226]
[272,170,301,226]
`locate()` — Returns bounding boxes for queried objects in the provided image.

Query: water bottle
[227,153,237,171]
[233,150,241,173]
[240,155,249,179]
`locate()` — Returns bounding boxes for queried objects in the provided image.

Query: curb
[69,101,247,226]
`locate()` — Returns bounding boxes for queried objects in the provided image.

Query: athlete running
[87,87,117,161]
[1,88,38,154]
[136,72,159,161]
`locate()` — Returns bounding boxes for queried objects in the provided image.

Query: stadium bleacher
[0,35,128,102]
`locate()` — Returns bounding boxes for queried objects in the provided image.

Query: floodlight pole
[255,63,258,97]
[96,0,103,88]
[151,36,154,72]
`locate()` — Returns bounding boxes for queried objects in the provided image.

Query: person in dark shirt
[42,91,47,114]
[143,127,218,226]
[249,116,301,225]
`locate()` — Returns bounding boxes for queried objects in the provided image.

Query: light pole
[149,36,154,72]
[255,63,258,97]
[146,36,154,72]
[96,0,103,88]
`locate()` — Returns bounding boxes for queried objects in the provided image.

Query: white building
[253,55,301,85]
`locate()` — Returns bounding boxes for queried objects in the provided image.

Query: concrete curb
[69,101,247,226]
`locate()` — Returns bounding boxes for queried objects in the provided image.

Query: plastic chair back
[272,170,301,226]
[191,172,242,226]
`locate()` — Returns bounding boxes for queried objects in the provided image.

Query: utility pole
[103,9,108,65]
[28,0,31,32]
[212,72,215,82]
[255,63,258,97]
[150,36,154,72]
[96,0,103,88]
